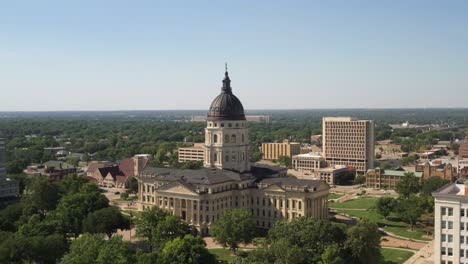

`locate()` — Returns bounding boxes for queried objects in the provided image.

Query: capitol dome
[207,70,246,121]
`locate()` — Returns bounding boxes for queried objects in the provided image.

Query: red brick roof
[119,158,135,177]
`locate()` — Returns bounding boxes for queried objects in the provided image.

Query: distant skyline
[1,1,467,111]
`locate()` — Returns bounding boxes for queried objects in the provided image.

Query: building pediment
[263,183,286,193]
[157,182,199,196]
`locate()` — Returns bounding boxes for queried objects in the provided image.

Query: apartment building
[292,152,325,172]
[261,140,301,160]
[178,143,205,162]
[322,117,375,174]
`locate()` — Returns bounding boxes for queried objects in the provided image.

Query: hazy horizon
[1,1,467,111]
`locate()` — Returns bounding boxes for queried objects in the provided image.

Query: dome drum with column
[204,69,250,173]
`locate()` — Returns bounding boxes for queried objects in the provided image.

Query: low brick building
[366,168,423,189]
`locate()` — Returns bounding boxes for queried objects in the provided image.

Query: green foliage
[344,219,381,264]
[395,173,421,198]
[60,234,133,264]
[82,207,130,238]
[129,177,139,194]
[421,177,449,196]
[276,155,292,167]
[0,203,24,232]
[0,232,68,264]
[321,244,345,264]
[22,176,60,214]
[354,175,366,185]
[120,192,130,200]
[211,209,255,253]
[160,235,216,264]
[395,196,424,231]
[135,206,192,251]
[375,197,396,219]
[53,186,109,238]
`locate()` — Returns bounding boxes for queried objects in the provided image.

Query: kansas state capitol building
[137,69,329,235]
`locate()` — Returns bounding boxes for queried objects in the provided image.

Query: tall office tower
[0,138,19,198]
[433,180,468,263]
[322,117,375,174]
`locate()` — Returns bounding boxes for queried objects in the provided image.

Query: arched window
[213,152,217,162]
[241,134,245,143]
[225,135,230,143]
[231,134,236,143]
[213,134,218,143]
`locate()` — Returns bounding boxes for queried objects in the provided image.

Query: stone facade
[415,162,457,182]
[366,168,423,190]
[137,70,329,235]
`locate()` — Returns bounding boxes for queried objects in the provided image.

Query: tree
[344,219,381,264]
[395,196,423,231]
[421,177,449,196]
[82,207,130,238]
[135,207,168,249]
[277,156,292,168]
[154,214,193,246]
[60,234,132,264]
[0,233,67,264]
[321,244,345,264]
[0,203,24,232]
[56,174,88,196]
[354,175,366,185]
[268,218,347,263]
[375,197,396,219]
[54,191,109,238]
[22,176,60,215]
[395,173,421,198]
[211,209,255,253]
[129,177,139,194]
[160,235,216,264]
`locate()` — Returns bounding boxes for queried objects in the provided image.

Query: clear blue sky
[1,0,467,111]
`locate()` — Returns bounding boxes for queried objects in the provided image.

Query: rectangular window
[461,236,465,244]
[462,223,465,230]
[461,249,465,257]
[448,208,453,216]
[442,234,446,242]
[462,209,466,217]
[441,247,446,255]
[448,234,453,243]
[448,221,453,229]
[442,221,446,229]
[448,247,453,256]
[442,207,447,216]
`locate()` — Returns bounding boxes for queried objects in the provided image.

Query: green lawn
[332,197,431,241]
[329,197,377,210]
[328,193,344,199]
[380,248,414,264]
[209,248,236,262]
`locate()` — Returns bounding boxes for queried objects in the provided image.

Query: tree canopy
[211,208,255,253]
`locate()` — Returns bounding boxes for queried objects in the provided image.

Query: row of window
[209,122,245,128]
[212,134,245,144]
